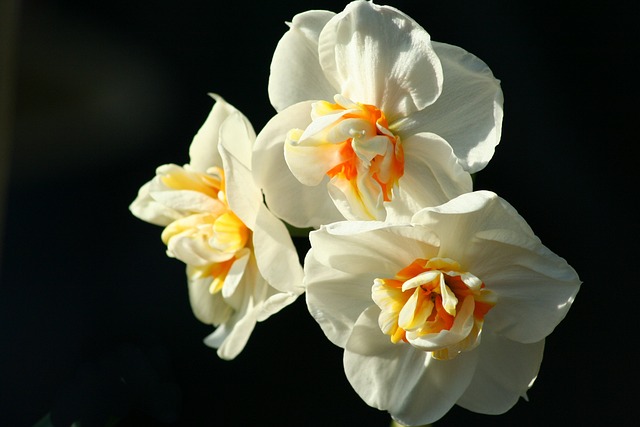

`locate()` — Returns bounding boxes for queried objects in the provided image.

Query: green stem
[390,420,432,427]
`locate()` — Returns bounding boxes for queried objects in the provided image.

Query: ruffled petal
[165,228,231,266]
[318,1,442,122]
[327,169,385,221]
[309,222,439,276]
[284,127,347,187]
[472,235,580,343]
[385,132,472,222]
[268,10,337,111]
[147,163,224,214]
[411,191,581,343]
[253,101,343,228]
[129,181,182,226]
[456,332,544,415]
[411,191,521,257]
[188,93,237,173]
[407,295,475,351]
[397,42,503,173]
[150,188,221,215]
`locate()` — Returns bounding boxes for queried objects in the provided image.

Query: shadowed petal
[457,332,544,414]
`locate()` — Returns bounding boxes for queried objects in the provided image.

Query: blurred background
[1,0,636,426]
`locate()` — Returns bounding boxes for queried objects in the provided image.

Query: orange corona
[373,257,496,359]
[286,95,404,219]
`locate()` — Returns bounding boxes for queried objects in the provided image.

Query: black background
[1,1,637,426]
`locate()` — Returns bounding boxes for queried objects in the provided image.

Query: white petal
[411,191,581,343]
[221,249,251,300]
[318,1,442,122]
[319,218,397,236]
[257,291,299,322]
[390,344,478,426]
[219,110,255,171]
[304,247,375,347]
[284,130,346,186]
[397,42,503,173]
[219,111,261,229]
[456,332,544,415]
[150,189,221,215]
[166,232,231,266]
[252,203,304,294]
[203,323,231,350]
[268,10,337,111]
[204,257,269,360]
[344,305,476,426]
[186,269,233,326]
[188,93,237,172]
[226,252,270,311]
[129,181,182,226]
[385,132,472,222]
[253,101,343,228]
[309,222,435,276]
[203,308,259,361]
[410,191,507,257]
[478,248,580,343]
[343,306,427,412]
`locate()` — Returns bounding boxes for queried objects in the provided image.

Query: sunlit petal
[253,101,343,228]
[269,10,337,111]
[397,42,503,173]
[318,1,442,120]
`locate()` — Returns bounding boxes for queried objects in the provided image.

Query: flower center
[159,166,250,294]
[372,257,496,360]
[285,95,404,220]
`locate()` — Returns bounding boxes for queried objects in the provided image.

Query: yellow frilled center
[159,166,250,295]
[372,257,495,360]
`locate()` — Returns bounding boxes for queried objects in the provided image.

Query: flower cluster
[130,1,580,424]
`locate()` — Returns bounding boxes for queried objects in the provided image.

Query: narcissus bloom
[254,0,502,227]
[304,191,580,425]
[130,95,304,360]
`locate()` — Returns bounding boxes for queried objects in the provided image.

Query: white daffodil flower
[304,191,580,425]
[130,94,304,360]
[254,0,502,227]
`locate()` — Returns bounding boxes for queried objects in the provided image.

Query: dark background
[1,1,636,426]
